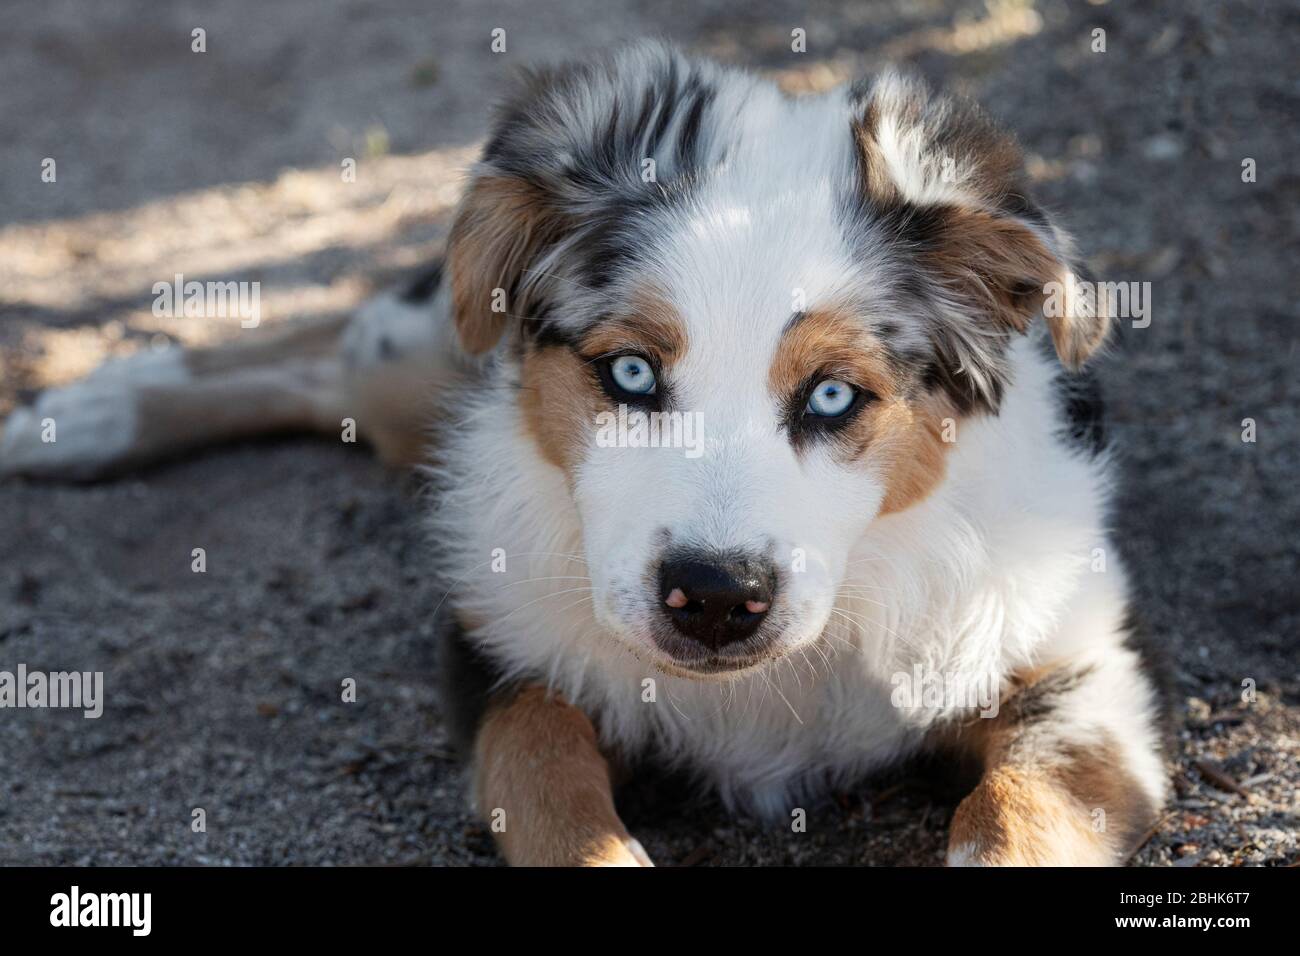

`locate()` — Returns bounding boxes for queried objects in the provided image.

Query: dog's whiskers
[487,585,595,628]
[759,667,804,725]
[429,549,593,622]
[499,574,593,588]
[829,603,923,656]
[835,592,888,609]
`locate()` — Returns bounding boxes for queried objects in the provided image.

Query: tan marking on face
[518,344,603,476]
[519,289,687,478]
[474,685,647,866]
[768,306,954,515]
[943,666,1159,865]
[873,390,956,516]
[769,307,898,402]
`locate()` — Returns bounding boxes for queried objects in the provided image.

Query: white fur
[870,75,976,208]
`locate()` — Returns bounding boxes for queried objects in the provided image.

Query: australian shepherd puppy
[2,43,1168,866]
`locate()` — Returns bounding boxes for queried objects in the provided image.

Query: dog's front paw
[526,833,654,867]
[501,829,655,867]
[587,835,654,867]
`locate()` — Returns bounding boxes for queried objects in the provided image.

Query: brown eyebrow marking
[576,288,688,367]
[767,305,899,403]
[768,304,956,514]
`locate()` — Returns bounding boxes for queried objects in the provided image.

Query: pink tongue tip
[665,588,688,609]
[744,600,770,614]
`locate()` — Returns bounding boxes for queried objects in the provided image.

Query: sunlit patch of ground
[0,146,475,412]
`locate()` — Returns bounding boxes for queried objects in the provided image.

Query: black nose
[658,553,777,650]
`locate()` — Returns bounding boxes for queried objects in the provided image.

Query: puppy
[1,43,1168,866]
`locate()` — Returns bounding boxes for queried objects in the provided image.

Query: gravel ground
[0,0,1296,866]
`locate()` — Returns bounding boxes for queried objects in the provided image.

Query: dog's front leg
[473,686,651,867]
[944,650,1168,866]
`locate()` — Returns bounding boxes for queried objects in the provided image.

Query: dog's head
[447,44,1107,678]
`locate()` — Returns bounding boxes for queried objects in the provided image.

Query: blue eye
[609,355,656,395]
[805,379,856,417]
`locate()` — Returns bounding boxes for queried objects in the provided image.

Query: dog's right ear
[446,59,596,356]
[444,58,582,356]
[446,172,572,355]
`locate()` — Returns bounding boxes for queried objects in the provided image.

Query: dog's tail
[0,264,462,480]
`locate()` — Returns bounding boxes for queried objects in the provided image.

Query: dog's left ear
[851,74,1110,406]
[910,205,1110,371]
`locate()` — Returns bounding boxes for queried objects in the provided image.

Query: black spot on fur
[571,200,659,291]
[1055,367,1107,455]
[676,83,714,169]
[1037,331,1108,455]
[437,612,514,761]
[647,57,683,150]
[530,314,582,350]
[875,200,951,250]
[920,361,945,392]
[631,84,659,141]
[920,340,1007,416]
[999,191,1050,228]
[1001,666,1096,728]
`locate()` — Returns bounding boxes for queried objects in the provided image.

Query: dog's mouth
[655,653,769,679]
[643,624,790,680]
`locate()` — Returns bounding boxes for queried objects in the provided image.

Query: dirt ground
[0,0,1296,866]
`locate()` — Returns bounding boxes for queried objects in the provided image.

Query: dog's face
[533,214,923,678]
[448,45,1107,677]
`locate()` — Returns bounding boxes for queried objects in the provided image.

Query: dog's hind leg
[0,268,458,479]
